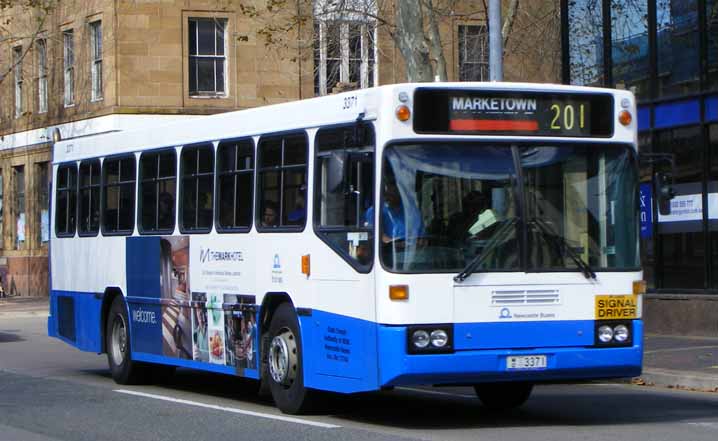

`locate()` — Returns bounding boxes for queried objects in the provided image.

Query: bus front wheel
[106,296,149,384]
[474,382,533,411]
[266,303,318,414]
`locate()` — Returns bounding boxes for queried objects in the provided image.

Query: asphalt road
[2,316,718,441]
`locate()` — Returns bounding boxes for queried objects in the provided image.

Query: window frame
[37,38,48,114]
[63,29,75,107]
[13,46,23,118]
[188,17,228,97]
[89,20,103,102]
[312,122,375,273]
[138,147,177,235]
[457,24,489,82]
[78,158,102,237]
[215,138,255,233]
[179,142,215,234]
[101,154,137,237]
[255,131,309,233]
[55,163,78,238]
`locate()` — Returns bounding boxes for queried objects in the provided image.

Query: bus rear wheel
[266,303,318,414]
[474,382,533,411]
[106,296,149,384]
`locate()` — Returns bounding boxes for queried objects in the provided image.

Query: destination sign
[413,89,614,137]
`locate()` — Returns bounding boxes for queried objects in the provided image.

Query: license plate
[506,355,547,370]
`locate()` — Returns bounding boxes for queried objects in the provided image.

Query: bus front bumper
[377,320,643,387]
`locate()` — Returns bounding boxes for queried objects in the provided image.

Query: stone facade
[0,0,560,296]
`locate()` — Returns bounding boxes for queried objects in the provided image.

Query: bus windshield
[378,142,639,273]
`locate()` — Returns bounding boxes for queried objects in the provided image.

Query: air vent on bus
[57,296,76,342]
[491,289,560,306]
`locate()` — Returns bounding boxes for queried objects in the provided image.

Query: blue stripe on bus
[48,290,103,353]
[132,352,260,379]
[377,320,643,386]
[126,236,161,299]
[454,320,594,350]
[299,309,379,393]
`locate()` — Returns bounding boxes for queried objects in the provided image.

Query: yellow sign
[595,295,638,320]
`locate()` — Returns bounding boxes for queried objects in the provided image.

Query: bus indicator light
[396,105,411,122]
[301,254,310,277]
[618,110,632,126]
[389,285,409,300]
[633,280,646,295]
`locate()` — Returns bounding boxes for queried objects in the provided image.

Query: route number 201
[550,103,586,131]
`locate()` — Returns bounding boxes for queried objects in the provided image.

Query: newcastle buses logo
[199,247,244,263]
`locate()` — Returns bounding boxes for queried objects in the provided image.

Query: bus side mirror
[654,172,675,216]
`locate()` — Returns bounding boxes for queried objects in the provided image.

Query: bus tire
[474,382,533,411]
[106,296,149,384]
[266,302,317,414]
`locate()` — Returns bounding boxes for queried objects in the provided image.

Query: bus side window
[257,133,307,230]
[139,149,177,234]
[217,139,254,232]
[180,143,214,233]
[55,163,78,237]
[78,159,101,236]
[314,123,375,269]
[102,155,136,235]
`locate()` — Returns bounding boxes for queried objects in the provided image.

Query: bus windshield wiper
[454,217,518,283]
[530,217,596,280]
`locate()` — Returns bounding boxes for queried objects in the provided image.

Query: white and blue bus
[49,82,643,414]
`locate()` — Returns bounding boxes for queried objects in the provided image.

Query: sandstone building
[0,0,559,297]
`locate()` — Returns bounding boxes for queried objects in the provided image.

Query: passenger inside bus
[286,185,306,225]
[262,201,279,227]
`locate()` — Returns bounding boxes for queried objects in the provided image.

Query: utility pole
[489,0,503,81]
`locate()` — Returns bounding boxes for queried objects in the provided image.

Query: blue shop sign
[639,183,653,239]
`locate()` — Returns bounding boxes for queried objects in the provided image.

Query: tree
[0,1,57,87]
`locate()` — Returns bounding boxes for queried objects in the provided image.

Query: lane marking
[644,345,718,355]
[396,387,476,398]
[114,389,340,429]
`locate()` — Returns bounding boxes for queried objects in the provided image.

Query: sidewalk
[0,296,716,392]
[0,296,49,319]
[637,333,718,392]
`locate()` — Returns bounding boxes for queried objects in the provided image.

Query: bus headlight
[411,330,430,349]
[407,325,454,354]
[613,324,629,342]
[597,325,614,343]
[430,330,448,348]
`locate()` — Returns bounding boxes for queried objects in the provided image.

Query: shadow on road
[96,365,718,430]
[0,331,23,343]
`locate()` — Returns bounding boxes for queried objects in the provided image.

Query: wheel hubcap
[268,328,297,386]
[111,314,128,365]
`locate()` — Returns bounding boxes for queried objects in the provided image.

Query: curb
[636,368,718,393]
[0,311,49,319]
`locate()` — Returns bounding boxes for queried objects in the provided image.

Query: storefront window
[611,0,649,97]
[708,0,717,90]
[708,125,718,288]
[655,126,704,289]
[656,0,700,97]
[638,133,655,290]
[568,0,605,86]
[14,166,25,250]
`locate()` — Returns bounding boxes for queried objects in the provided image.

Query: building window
[567,0,605,86]
[89,21,103,101]
[217,139,254,231]
[37,162,49,244]
[13,46,23,118]
[55,164,77,238]
[37,39,48,114]
[139,149,176,234]
[188,18,227,96]
[0,172,4,248]
[458,25,489,81]
[102,155,136,235]
[313,0,376,96]
[79,159,101,236]
[63,30,74,107]
[14,166,25,249]
[257,133,307,230]
[180,144,214,232]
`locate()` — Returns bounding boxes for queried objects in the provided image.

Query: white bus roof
[53,82,636,164]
